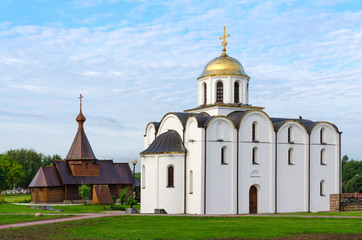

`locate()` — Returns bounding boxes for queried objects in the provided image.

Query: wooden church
[29,95,136,203]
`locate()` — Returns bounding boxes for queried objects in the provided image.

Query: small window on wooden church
[288,148,295,165]
[221,146,227,165]
[85,162,88,169]
[320,180,326,196]
[216,82,223,103]
[252,147,259,165]
[167,166,174,187]
[320,149,327,165]
[234,81,240,103]
[252,121,258,142]
[320,128,326,144]
[203,82,207,105]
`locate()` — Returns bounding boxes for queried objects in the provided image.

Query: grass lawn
[0,215,361,239]
[3,194,31,203]
[278,211,362,217]
[1,214,72,225]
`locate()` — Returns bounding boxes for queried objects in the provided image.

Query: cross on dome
[79,93,83,111]
[219,26,230,56]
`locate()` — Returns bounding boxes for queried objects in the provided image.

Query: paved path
[1,212,361,230]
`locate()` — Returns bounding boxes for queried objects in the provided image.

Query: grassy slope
[3,194,31,203]
[1,215,362,239]
[1,215,70,225]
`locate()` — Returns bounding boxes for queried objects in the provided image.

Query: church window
[142,165,145,189]
[234,81,240,103]
[85,162,88,169]
[189,170,193,194]
[320,180,326,196]
[321,149,327,165]
[252,121,258,142]
[167,165,174,187]
[288,148,295,165]
[252,147,259,165]
[320,128,326,144]
[216,81,223,103]
[203,82,207,105]
[221,146,227,165]
[288,127,294,143]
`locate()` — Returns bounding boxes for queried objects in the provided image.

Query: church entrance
[249,185,257,214]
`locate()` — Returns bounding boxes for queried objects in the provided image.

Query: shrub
[110,204,126,211]
[0,194,6,204]
[119,188,128,204]
[127,193,137,205]
[112,195,117,204]
[78,184,91,204]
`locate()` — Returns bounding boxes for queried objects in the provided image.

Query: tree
[5,149,61,189]
[342,155,362,193]
[0,155,25,191]
[78,184,91,204]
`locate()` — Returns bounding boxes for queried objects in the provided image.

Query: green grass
[0,215,361,239]
[278,211,362,216]
[0,215,71,225]
[3,194,31,203]
[0,203,140,214]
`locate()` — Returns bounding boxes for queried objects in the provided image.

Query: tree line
[0,148,61,191]
[342,155,362,193]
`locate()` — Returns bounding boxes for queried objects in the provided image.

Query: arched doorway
[249,185,257,213]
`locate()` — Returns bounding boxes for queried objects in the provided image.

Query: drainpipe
[275,132,278,214]
[204,128,207,214]
[308,134,311,213]
[237,129,239,214]
[183,128,187,214]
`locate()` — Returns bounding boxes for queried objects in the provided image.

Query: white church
[140,28,341,214]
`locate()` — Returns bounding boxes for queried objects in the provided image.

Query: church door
[249,186,257,214]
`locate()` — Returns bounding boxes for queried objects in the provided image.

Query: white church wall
[157,114,184,139]
[205,117,237,214]
[276,122,308,213]
[140,155,157,213]
[185,117,204,214]
[310,123,339,212]
[144,123,156,148]
[157,154,185,214]
[238,111,274,214]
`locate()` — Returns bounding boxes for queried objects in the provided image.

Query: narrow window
[252,122,258,142]
[320,149,326,165]
[320,180,326,196]
[252,147,259,165]
[221,146,227,164]
[320,128,326,144]
[288,148,295,165]
[234,81,240,103]
[288,127,294,143]
[142,165,145,189]
[167,166,174,187]
[85,162,88,169]
[189,171,193,194]
[203,83,207,105]
[216,82,223,103]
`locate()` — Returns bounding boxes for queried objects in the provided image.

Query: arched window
[252,147,259,165]
[320,148,326,165]
[142,165,145,189]
[288,126,294,143]
[288,148,295,165]
[221,146,227,164]
[320,128,326,144]
[320,180,326,196]
[189,171,193,194]
[252,121,258,142]
[203,82,207,105]
[216,82,223,103]
[234,81,240,103]
[167,165,174,187]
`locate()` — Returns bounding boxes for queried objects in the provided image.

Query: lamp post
[131,158,138,209]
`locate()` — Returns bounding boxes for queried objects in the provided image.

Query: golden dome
[198,54,249,80]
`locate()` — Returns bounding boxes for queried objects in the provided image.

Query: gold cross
[219,26,230,56]
[79,93,83,110]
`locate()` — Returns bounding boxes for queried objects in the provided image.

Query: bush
[119,189,128,204]
[112,195,117,204]
[0,194,6,204]
[127,193,137,205]
[110,204,126,211]
[78,184,91,204]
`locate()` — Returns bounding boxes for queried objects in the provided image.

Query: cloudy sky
[0,0,361,166]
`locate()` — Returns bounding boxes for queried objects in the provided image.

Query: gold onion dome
[198,54,249,79]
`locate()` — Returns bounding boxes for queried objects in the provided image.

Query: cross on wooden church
[219,26,230,55]
[79,93,83,110]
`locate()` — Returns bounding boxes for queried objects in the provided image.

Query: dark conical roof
[140,130,185,155]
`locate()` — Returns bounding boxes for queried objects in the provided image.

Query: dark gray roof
[227,111,250,129]
[166,112,210,129]
[270,118,339,134]
[29,167,63,187]
[140,130,185,155]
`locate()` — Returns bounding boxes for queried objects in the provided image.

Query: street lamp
[131,158,138,209]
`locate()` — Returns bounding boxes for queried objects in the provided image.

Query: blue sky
[0,0,361,166]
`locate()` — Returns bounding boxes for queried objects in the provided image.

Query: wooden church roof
[29,166,63,187]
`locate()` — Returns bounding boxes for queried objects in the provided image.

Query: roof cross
[79,93,83,111]
[219,26,230,56]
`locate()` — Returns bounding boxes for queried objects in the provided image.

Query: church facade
[140,29,341,214]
